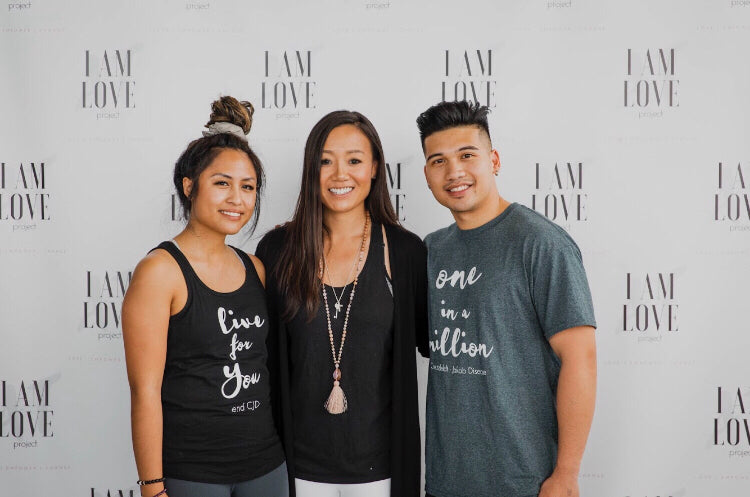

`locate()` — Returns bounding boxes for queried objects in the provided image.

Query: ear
[423,164,431,190]
[182,177,193,198]
[490,149,501,176]
[371,160,378,180]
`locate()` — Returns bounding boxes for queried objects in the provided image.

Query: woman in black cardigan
[256,110,428,497]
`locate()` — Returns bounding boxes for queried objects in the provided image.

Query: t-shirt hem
[165,450,285,484]
[425,484,473,497]
[545,319,598,340]
[426,484,535,497]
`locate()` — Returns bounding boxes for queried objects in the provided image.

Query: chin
[212,221,246,236]
[324,201,360,214]
[442,199,474,214]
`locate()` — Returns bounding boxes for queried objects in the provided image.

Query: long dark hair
[276,110,399,321]
[174,96,264,234]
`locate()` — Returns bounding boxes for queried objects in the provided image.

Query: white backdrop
[2,2,750,496]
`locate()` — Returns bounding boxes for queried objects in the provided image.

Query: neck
[323,207,368,242]
[453,195,511,231]
[175,220,228,257]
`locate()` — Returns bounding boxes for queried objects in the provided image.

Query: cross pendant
[334,302,343,318]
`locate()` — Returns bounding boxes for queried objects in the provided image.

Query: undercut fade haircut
[416,100,491,151]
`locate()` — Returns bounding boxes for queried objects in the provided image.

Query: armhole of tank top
[151,241,193,322]
[230,246,263,289]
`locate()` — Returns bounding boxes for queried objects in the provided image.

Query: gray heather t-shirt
[424,203,596,497]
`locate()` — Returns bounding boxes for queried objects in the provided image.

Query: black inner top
[288,223,395,484]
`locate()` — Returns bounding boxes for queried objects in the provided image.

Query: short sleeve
[530,240,597,340]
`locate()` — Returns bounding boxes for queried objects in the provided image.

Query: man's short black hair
[416,100,491,150]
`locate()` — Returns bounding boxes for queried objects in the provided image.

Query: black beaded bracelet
[137,477,166,485]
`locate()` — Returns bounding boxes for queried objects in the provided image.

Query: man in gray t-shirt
[416,101,597,497]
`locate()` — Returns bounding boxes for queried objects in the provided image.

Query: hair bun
[206,96,254,135]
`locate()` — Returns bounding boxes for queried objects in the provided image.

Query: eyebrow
[322,149,365,154]
[210,173,256,181]
[426,145,480,162]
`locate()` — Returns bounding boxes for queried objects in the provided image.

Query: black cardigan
[256,224,429,497]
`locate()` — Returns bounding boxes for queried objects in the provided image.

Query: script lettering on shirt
[431,266,494,361]
[430,327,494,358]
[435,266,482,289]
[229,333,253,361]
[221,363,261,399]
[216,307,264,401]
[217,307,265,334]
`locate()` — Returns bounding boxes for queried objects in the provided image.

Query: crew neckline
[453,202,518,238]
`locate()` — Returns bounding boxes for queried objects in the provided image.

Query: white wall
[1,2,749,496]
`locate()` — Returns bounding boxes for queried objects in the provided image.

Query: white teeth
[221,211,241,218]
[329,187,354,195]
[449,185,470,192]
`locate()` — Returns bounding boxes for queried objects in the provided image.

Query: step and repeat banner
[1,1,749,496]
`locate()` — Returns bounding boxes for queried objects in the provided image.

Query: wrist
[552,464,580,477]
[139,482,166,497]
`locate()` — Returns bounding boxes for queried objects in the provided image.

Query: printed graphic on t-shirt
[429,266,494,377]
[217,306,265,412]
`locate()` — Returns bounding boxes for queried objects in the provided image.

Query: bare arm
[122,251,178,497]
[539,325,597,497]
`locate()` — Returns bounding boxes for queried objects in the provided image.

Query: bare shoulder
[127,248,182,298]
[135,248,180,280]
[247,253,266,287]
[122,248,183,341]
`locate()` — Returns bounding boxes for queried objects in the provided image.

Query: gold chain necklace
[320,213,370,414]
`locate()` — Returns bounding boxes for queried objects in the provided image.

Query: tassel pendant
[324,368,347,414]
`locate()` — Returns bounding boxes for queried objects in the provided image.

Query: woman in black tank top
[257,111,429,497]
[122,97,287,497]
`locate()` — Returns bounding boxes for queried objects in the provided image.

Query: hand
[538,469,579,497]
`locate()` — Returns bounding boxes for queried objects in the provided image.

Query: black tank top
[156,241,284,483]
[288,224,394,484]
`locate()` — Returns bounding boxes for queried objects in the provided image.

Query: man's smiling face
[423,125,500,221]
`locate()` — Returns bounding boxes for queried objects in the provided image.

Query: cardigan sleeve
[255,229,283,433]
[388,226,430,359]
[412,236,430,358]
[256,227,281,270]
[255,226,297,496]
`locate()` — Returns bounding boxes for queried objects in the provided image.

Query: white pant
[295,478,391,497]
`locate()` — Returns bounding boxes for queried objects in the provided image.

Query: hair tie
[202,122,248,142]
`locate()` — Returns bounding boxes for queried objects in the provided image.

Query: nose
[227,184,242,204]
[445,158,466,181]
[332,159,348,180]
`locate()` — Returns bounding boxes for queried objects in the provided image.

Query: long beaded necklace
[320,213,370,415]
[322,250,359,319]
